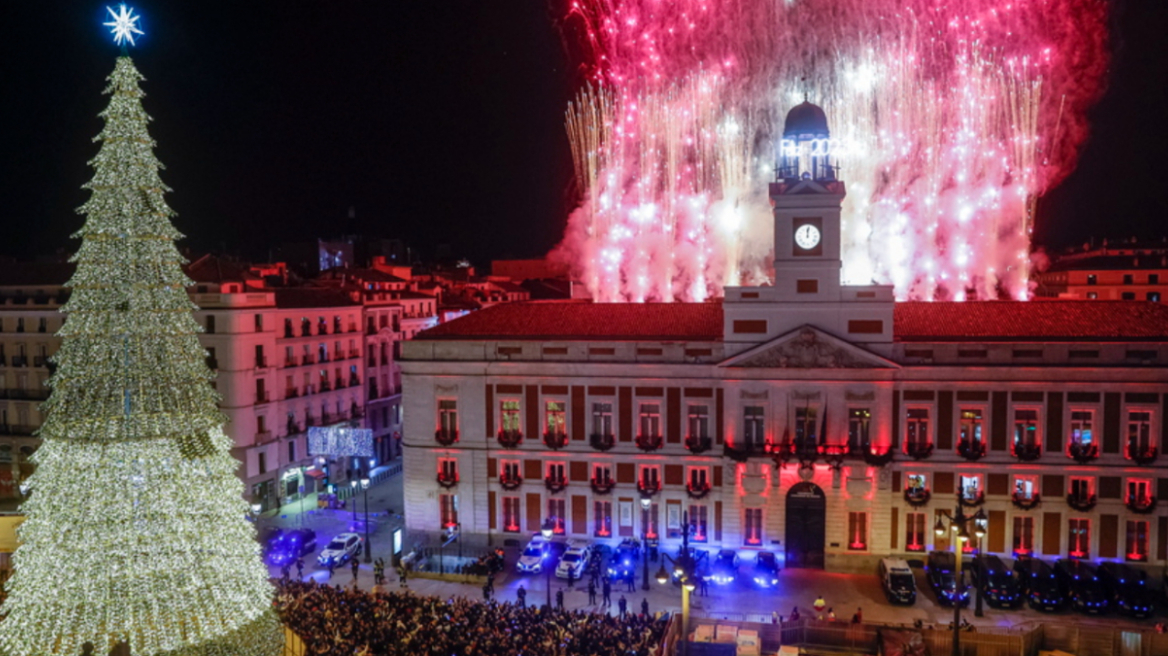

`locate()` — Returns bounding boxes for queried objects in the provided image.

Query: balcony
[685,480,711,500]
[334,378,345,390]
[958,490,985,508]
[254,392,270,405]
[1066,493,1097,512]
[497,430,523,449]
[635,434,664,452]
[1126,495,1157,514]
[348,324,358,333]
[321,412,332,425]
[305,416,318,428]
[366,325,377,336]
[286,421,302,435]
[859,443,895,467]
[1013,442,1042,462]
[589,433,615,452]
[9,356,26,367]
[301,355,315,366]
[3,388,50,401]
[500,473,522,491]
[0,425,37,436]
[590,476,614,495]
[544,475,567,494]
[437,471,459,489]
[255,430,273,444]
[904,441,934,460]
[543,432,568,450]
[685,435,712,455]
[1011,492,1040,511]
[957,439,986,462]
[722,442,768,463]
[1067,441,1098,464]
[435,429,458,446]
[1127,442,1158,466]
[285,388,299,399]
[903,487,931,508]
[255,357,268,369]
[349,350,361,360]
[349,376,360,388]
[284,357,298,368]
[351,407,365,419]
[32,356,47,368]
[319,380,332,392]
[637,479,661,498]
[380,356,390,366]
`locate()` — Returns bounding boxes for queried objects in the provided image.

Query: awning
[304,469,326,480]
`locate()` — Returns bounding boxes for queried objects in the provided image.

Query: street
[257,468,1163,633]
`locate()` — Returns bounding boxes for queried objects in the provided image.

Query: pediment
[720,325,898,369]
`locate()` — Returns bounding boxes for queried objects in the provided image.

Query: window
[1126,520,1149,562]
[1069,410,1094,445]
[743,406,765,448]
[959,409,983,444]
[287,440,296,462]
[254,313,263,333]
[794,406,817,446]
[1013,516,1034,556]
[847,408,870,451]
[687,405,709,439]
[257,451,267,475]
[1086,274,1096,286]
[905,512,926,552]
[688,467,709,490]
[905,408,930,448]
[906,473,927,493]
[1123,274,1134,285]
[501,460,520,481]
[1122,292,1136,301]
[592,402,613,436]
[205,315,215,334]
[1013,408,1040,449]
[1069,476,1093,503]
[743,508,763,545]
[439,458,458,481]
[1150,274,1160,285]
[1127,410,1153,456]
[1013,475,1038,500]
[690,505,708,542]
[593,464,612,484]
[1127,478,1152,505]
[594,501,612,537]
[640,465,660,489]
[438,400,457,436]
[440,494,458,527]
[848,512,869,550]
[1068,518,1090,558]
[547,498,565,534]
[1148,292,1161,302]
[545,401,566,437]
[500,400,521,435]
[960,475,982,502]
[502,497,520,532]
[639,403,661,438]
[547,462,566,483]
[37,317,46,333]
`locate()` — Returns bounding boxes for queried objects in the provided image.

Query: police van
[878,558,917,605]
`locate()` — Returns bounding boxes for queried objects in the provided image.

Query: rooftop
[273,287,361,309]
[415,301,723,341]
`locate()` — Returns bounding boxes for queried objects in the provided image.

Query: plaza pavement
[257,466,1162,634]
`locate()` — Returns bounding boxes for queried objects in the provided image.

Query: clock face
[795,224,821,250]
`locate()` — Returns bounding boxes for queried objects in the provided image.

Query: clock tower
[721,100,894,355]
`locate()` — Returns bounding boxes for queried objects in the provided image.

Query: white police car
[516,535,551,573]
[556,541,592,579]
[317,532,362,567]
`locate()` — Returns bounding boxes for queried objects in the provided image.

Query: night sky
[0,2,1164,266]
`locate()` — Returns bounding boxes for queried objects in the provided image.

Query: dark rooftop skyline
[0,2,1164,267]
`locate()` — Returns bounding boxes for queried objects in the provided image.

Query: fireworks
[554,0,1109,301]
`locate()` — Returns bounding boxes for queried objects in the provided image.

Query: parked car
[969,555,1021,608]
[926,551,969,607]
[707,549,741,585]
[259,527,285,560]
[268,528,318,566]
[752,551,780,588]
[1055,559,1109,614]
[556,541,592,580]
[1098,562,1155,618]
[1013,557,1064,611]
[608,538,641,581]
[671,546,709,585]
[877,558,917,605]
[516,535,552,574]
[317,532,362,567]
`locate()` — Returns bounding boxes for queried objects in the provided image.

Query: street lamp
[640,496,652,591]
[657,510,696,656]
[349,480,358,530]
[541,517,556,610]
[361,477,372,563]
[934,504,988,656]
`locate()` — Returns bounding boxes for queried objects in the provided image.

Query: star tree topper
[104,4,144,46]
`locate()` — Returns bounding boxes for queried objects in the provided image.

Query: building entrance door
[785,481,826,569]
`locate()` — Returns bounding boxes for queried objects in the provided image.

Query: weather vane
[104,4,144,47]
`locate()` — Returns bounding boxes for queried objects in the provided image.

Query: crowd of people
[275,580,667,656]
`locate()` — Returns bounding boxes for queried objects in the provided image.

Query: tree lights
[0,56,281,656]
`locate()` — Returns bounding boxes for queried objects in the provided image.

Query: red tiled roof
[894,301,1168,342]
[416,301,724,341]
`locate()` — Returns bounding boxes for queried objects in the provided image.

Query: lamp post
[349,480,358,530]
[541,518,555,610]
[361,477,372,563]
[640,496,652,590]
[934,504,987,656]
[972,512,987,617]
[656,510,696,656]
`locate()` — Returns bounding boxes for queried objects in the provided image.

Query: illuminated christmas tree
[0,52,281,656]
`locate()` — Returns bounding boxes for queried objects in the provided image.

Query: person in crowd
[641,598,649,618]
[618,595,628,618]
[852,607,862,624]
[274,580,666,656]
[602,579,612,607]
[789,606,800,622]
[587,579,597,605]
[556,588,565,611]
[517,585,527,609]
